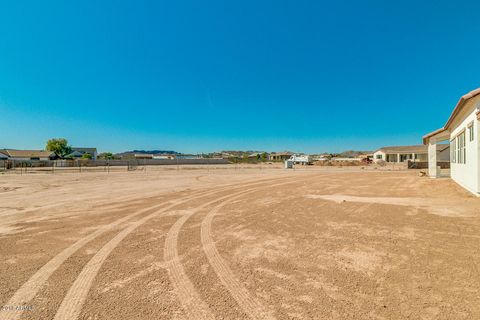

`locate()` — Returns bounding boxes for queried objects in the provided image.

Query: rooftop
[0,149,55,158]
[423,88,480,143]
[72,147,97,153]
[376,144,449,154]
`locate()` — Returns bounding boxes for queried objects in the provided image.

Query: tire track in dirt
[164,177,310,320]
[201,193,275,320]
[166,177,307,320]
[199,180,307,320]
[53,202,185,320]
[163,190,261,320]
[164,210,214,320]
[2,187,226,320]
[51,176,295,320]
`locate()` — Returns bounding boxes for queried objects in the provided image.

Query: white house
[269,151,294,161]
[423,88,480,196]
[373,145,449,163]
[0,149,56,161]
[69,147,98,160]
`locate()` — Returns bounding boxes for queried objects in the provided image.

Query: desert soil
[0,165,479,320]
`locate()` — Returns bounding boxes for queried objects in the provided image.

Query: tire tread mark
[201,193,275,320]
[199,178,307,320]
[2,197,183,320]
[163,179,300,320]
[163,191,257,320]
[52,194,209,320]
[52,178,290,320]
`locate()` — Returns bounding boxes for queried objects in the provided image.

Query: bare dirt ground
[1,164,479,320]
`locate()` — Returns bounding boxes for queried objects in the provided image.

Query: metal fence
[407,160,450,169]
[0,158,229,173]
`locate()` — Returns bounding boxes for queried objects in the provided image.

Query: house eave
[422,128,448,145]
[444,88,480,129]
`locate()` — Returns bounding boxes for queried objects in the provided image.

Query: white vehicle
[288,154,312,165]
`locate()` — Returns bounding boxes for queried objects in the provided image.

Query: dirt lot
[0,165,479,320]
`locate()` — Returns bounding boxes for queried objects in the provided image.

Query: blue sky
[0,1,479,153]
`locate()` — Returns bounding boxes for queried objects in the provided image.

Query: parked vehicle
[288,154,312,165]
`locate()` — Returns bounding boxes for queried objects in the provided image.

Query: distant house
[331,157,363,162]
[423,88,480,195]
[153,154,176,160]
[358,153,374,161]
[269,151,294,161]
[373,145,449,163]
[134,154,153,160]
[0,149,56,161]
[312,153,331,161]
[69,147,98,160]
[248,153,262,160]
[221,152,235,158]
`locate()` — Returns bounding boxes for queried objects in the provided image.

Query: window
[456,132,466,164]
[451,139,456,163]
[376,155,382,160]
[468,123,474,142]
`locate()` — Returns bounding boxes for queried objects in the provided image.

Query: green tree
[46,138,72,158]
[99,152,114,160]
[82,153,92,159]
[261,152,268,162]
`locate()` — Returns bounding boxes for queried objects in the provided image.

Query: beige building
[269,151,294,161]
[69,147,98,160]
[423,88,480,195]
[0,149,55,161]
[373,145,449,163]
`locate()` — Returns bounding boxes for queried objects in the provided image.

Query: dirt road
[0,166,479,319]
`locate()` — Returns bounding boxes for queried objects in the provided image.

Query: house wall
[374,150,447,163]
[438,148,450,161]
[269,155,291,161]
[373,151,385,162]
[449,99,479,195]
[416,153,428,161]
[8,157,51,161]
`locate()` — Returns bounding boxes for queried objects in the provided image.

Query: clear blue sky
[1,1,479,154]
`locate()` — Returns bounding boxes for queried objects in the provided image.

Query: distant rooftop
[72,147,97,153]
[376,144,449,154]
[0,149,54,158]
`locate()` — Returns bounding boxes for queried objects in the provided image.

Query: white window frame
[451,138,456,163]
[456,131,466,164]
[468,122,474,142]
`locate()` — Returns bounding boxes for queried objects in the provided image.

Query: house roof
[66,150,86,157]
[0,149,55,158]
[72,147,97,154]
[423,88,480,144]
[271,151,294,156]
[375,144,449,154]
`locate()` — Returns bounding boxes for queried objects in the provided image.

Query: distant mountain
[130,150,179,155]
[115,150,180,158]
[219,150,266,156]
[336,150,373,158]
